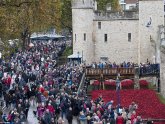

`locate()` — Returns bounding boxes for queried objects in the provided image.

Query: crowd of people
[89,62,136,69]
[0,40,84,124]
[89,59,156,69]
[0,39,155,124]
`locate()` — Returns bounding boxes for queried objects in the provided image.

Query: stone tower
[138,0,164,63]
[72,0,95,64]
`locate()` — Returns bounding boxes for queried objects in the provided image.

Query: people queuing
[0,40,84,124]
[89,62,136,69]
[89,59,155,69]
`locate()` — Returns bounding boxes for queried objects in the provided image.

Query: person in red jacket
[46,103,55,116]
[39,85,45,93]
[116,113,124,124]
[131,111,137,124]
[6,74,11,89]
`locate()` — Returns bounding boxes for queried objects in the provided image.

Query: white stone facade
[93,20,139,63]
[72,0,164,65]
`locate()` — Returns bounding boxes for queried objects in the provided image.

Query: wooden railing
[85,68,102,76]
[85,67,135,76]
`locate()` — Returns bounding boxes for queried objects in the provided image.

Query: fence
[86,67,135,76]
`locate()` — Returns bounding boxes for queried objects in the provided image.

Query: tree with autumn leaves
[0,0,119,51]
[0,0,63,49]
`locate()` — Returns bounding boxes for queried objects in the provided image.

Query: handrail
[77,73,86,95]
[139,64,160,77]
[85,64,160,77]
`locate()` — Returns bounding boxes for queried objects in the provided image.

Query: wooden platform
[85,67,135,80]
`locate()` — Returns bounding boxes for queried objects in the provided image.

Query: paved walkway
[3,103,79,124]
[27,105,38,124]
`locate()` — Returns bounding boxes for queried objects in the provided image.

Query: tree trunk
[22,35,26,51]
[21,27,29,51]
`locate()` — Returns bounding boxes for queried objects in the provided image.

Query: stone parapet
[72,0,94,9]
[94,10,139,21]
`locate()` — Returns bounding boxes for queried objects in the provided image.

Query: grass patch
[157,93,165,104]
[57,46,72,65]
[62,46,72,57]
[148,83,156,90]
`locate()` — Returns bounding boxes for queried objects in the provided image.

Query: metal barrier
[142,118,165,123]
[77,73,86,96]
[139,64,160,77]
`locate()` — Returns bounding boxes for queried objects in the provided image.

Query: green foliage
[96,0,121,11]
[62,46,73,56]
[0,0,62,48]
[61,0,72,32]
[0,0,121,51]
[148,83,156,90]
[97,0,109,11]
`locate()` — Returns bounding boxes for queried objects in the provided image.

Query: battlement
[72,0,94,9]
[94,10,139,20]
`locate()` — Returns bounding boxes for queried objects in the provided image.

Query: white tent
[29,43,34,47]
[67,53,82,59]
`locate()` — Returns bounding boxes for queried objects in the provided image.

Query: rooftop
[125,0,138,4]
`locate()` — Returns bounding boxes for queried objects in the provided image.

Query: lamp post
[77,51,80,64]
[82,50,83,63]
[116,73,121,114]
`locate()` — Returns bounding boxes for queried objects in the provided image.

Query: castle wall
[139,0,164,63]
[93,20,139,64]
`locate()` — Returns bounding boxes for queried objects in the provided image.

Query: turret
[72,0,95,64]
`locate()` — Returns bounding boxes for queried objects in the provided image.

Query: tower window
[84,33,86,41]
[75,34,77,42]
[128,33,131,42]
[104,34,107,42]
[98,22,101,29]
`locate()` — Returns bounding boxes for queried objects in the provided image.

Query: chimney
[94,0,97,10]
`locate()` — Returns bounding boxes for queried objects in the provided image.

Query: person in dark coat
[19,110,26,123]
[4,93,11,108]
[0,108,3,122]
[0,82,2,98]
[43,109,52,124]
[72,101,79,116]
[66,107,73,124]
[23,99,30,119]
